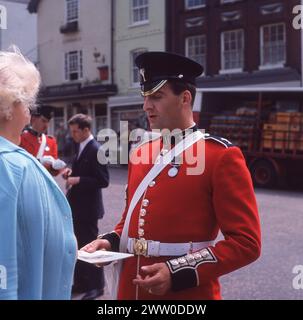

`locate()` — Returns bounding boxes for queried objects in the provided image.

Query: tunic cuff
[98,232,120,252]
[166,248,217,291]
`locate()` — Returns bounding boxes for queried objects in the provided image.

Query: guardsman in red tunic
[20,106,61,175]
[82,52,261,300]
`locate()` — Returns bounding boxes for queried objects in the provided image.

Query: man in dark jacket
[64,113,109,300]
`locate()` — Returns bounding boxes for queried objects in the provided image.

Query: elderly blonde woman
[0,47,77,299]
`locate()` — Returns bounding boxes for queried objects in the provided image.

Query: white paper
[77,250,133,264]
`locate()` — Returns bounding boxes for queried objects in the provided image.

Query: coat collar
[0,136,64,194]
[76,138,94,162]
[0,136,22,154]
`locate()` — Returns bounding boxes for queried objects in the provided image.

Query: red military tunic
[111,134,261,300]
[20,128,58,174]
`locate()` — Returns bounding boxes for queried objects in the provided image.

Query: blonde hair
[0,45,41,120]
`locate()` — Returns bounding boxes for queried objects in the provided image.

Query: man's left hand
[133,263,172,295]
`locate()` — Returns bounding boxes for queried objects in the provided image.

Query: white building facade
[108,0,166,132]
[0,0,37,63]
[28,0,116,137]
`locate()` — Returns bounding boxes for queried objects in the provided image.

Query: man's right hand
[80,239,112,267]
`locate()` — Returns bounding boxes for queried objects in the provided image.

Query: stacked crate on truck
[209,107,257,151]
[207,106,303,188]
[261,112,303,154]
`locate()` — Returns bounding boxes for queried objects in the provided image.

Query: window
[221,29,244,72]
[185,0,205,9]
[131,0,149,24]
[185,0,206,9]
[65,51,83,81]
[95,104,107,134]
[66,0,78,23]
[0,5,7,30]
[186,35,206,69]
[221,0,242,4]
[260,23,286,68]
[131,49,147,85]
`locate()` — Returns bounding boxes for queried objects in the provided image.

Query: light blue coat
[0,136,77,300]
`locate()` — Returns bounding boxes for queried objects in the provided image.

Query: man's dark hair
[68,113,92,130]
[167,80,196,106]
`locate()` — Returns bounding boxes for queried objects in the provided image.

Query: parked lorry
[200,90,303,188]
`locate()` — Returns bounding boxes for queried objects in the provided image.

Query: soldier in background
[20,106,65,175]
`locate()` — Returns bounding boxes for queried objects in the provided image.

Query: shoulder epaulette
[203,134,234,148]
[25,128,39,136]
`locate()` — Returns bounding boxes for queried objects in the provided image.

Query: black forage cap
[31,105,54,120]
[135,51,204,96]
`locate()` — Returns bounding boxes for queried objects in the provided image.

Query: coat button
[186,254,195,262]
[140,209,147,217]
[142,199,149,207]
[194,253,202,260]
[149,181,156,187]
[177,257,187,264]
[171,259,179,266]
[139,219,145,227]
[201,250,209,258]
[138,229,145,237]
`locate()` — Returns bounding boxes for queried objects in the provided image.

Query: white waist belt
[127,238,215,257]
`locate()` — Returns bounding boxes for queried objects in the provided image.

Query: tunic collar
[161,123,197,148]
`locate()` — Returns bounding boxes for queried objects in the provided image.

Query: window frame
[259,23,286,70]
[220,29,244,74]
[65,0,79,24]
[64,50,83,82]
[130,48,147,87]
[185,34,206,72]
[130,0,149,26]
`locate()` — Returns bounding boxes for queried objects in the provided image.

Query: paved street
[59,167,303,300]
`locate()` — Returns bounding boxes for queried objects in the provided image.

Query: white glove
[40,156,66,170]
[40,155,55,166]
[52,159,67,170]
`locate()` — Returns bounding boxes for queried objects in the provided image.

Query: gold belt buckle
[133,239,148,256]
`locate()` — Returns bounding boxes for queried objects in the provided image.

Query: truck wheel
[250,160,277,188]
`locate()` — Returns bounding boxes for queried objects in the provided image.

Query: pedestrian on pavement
[0,47,77,300]
[82,52,261,300]
[63,114,109,300]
